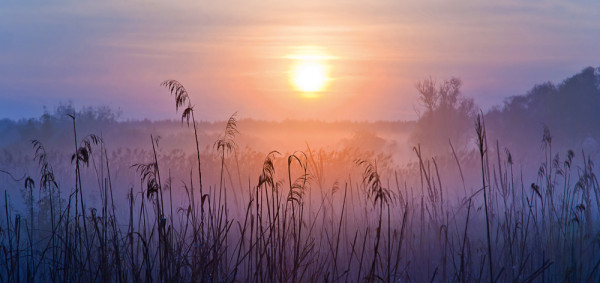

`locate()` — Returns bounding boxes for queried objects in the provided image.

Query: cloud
[1,0,599,121]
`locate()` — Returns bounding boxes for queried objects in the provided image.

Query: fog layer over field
[1,67,599,282]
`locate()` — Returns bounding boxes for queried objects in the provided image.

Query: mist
[1,67,599,282]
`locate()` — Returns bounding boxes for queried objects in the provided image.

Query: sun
[291,61,328,92]
[289,54,331,95]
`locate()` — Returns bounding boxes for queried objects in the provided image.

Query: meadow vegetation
[1,67,599,282]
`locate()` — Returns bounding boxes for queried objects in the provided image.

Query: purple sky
[1,1,599,121]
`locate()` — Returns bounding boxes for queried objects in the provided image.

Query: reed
[0,85,598,282]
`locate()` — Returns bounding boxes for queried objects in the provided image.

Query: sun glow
[291,61,327,92]
[288,52,332,95]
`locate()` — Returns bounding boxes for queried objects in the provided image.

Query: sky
[1,0,599,121]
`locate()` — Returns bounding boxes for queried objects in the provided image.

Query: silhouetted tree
[411,77,477,152]
[486,66,600,154]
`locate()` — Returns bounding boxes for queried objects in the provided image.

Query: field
[1,103,599,282]
[3,0,600,281]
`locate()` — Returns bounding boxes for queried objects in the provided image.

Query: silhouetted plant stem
[476,114,494,283]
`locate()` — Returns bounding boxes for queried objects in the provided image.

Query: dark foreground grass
[1,84,599,282]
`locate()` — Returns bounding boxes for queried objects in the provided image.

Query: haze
[3,1,600,281]
[1,0,599,121]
